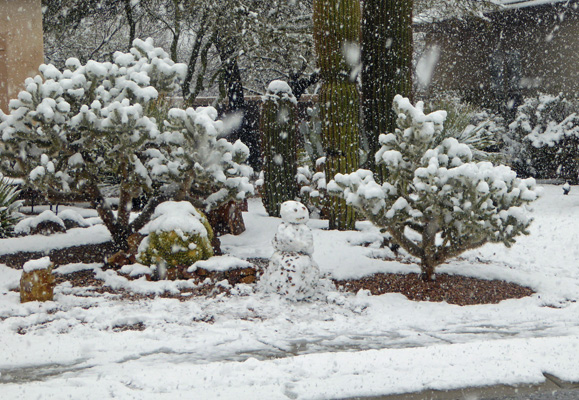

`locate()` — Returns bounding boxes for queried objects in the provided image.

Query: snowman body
[261,201,320,300]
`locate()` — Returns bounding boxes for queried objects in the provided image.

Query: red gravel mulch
[334,272,534,306]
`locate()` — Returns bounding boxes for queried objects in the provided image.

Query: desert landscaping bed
[1,242,534,306]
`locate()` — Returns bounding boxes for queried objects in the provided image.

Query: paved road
[480,388,579,400]
[351,376,579,400]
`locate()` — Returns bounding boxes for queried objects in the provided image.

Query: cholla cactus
[151,106,254,212]
[0,38,186,249]
[329,95,539,281]
[0,38,253,250]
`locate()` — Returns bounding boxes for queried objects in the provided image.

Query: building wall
[423,3,579,106]
[0,0,44,113]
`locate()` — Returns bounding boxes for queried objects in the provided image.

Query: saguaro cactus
[313,0,361,230]
[362,0,413,174]
[260,80,299,217]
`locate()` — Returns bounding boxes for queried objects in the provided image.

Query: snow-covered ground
[1,185,579,399]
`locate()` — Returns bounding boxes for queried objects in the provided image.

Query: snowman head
[280,201,309,224]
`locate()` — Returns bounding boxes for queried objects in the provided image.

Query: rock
[127,233,145,255]
[31,220,66,235]
[188,265,259,285]
[20,257,56,303]
[107,251,137,267]
[107,233,144,268]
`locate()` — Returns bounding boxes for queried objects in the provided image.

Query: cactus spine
[313,0,361,230]
[260,82,299,217]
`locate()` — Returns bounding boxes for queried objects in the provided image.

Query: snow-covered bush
[137,201,214,280]
[0,38,253,251]
[329,95,538,281]
[0,178,22,238]
[506,93,579,182]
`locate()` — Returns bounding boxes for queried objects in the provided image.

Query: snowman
[260,201,320,300]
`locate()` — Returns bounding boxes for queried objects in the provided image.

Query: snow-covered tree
[329,96,538,281]
[0,38,253,251]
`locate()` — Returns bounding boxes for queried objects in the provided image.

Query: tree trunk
[361,0,413,174]
[420,261,436,282]
[420,218,439,281]
[313,0,361,231]
[123,0,136,51]
[216,38,261,170]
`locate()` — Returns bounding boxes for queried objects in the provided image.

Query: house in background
[0,0,44,113]
[420,0,579,111]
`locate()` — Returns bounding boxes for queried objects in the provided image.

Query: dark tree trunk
[216,38,261,170]
[362,0,414,174]
[288,71,319,101]
[123,0,136,51]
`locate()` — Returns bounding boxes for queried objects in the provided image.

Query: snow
[140,201,208,236]
[1,188,579,398]
[262,80,298,105]
[189,255,252,273]
[119,263,152,277]
[499,0,570,9]
[22,256,52,273]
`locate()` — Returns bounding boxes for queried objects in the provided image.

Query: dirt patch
[3,245,534,306]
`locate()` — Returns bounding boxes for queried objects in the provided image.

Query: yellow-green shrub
[137,202,214,278]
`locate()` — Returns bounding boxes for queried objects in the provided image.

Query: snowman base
[260,252,320,301]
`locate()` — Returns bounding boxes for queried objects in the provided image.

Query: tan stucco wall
[0,0,44,113]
